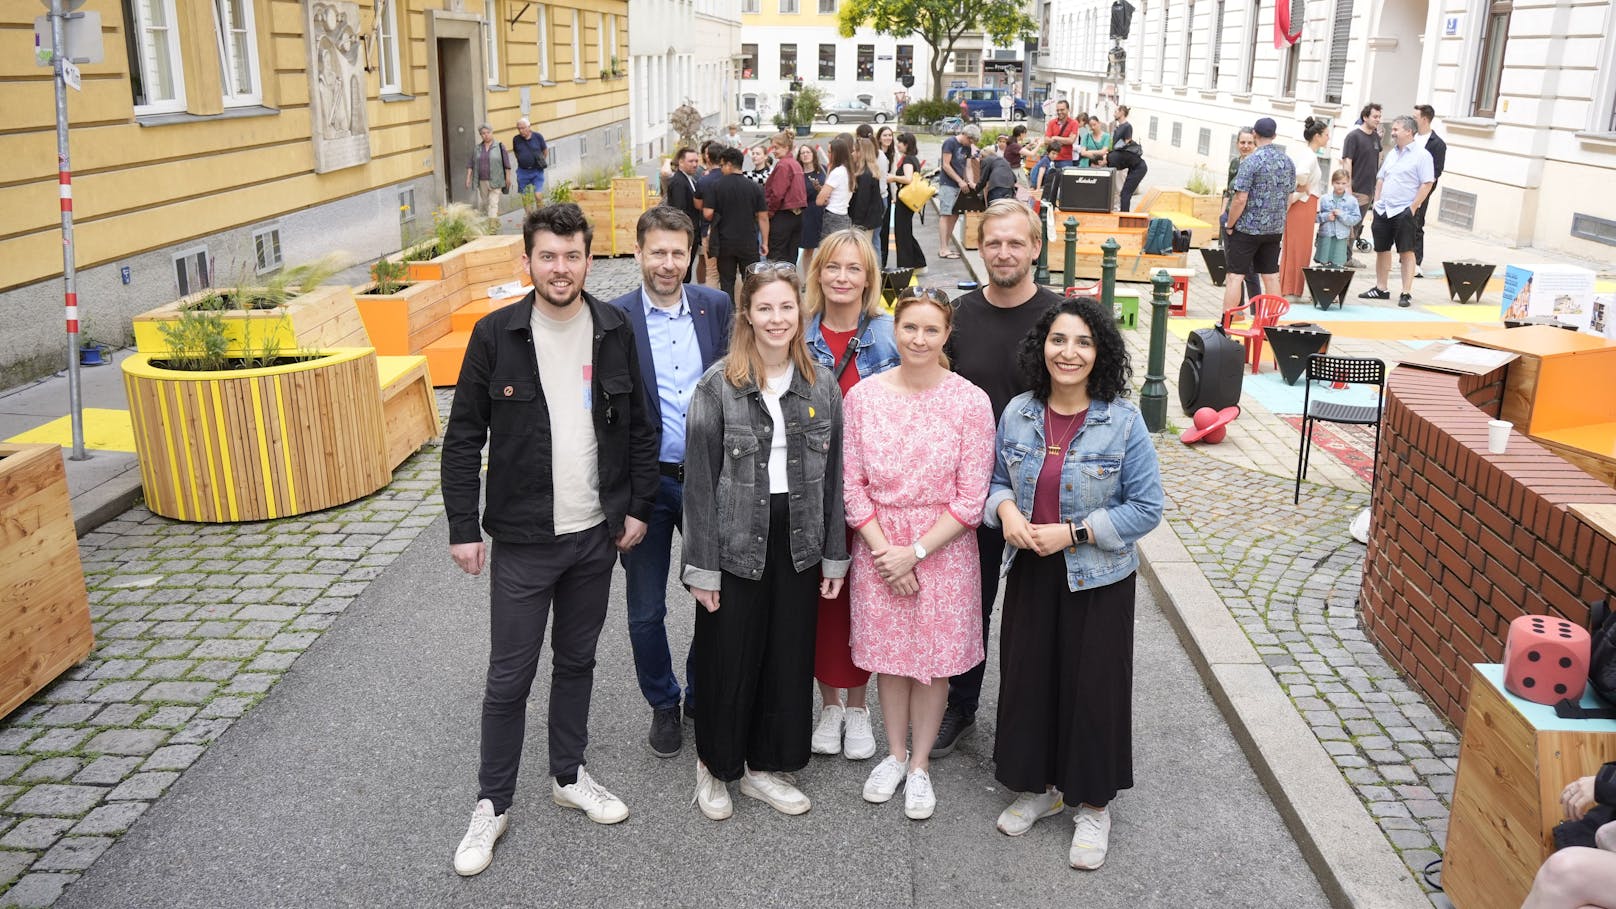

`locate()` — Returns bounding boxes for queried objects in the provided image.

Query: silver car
[822,99,894,125]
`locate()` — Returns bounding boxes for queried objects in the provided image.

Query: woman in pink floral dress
[842,287,996,821]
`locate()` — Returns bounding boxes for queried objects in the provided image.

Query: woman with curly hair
[983,297,1163,871]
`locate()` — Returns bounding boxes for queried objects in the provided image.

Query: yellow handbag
[898,177,937,213]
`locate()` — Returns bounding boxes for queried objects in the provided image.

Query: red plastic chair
[1221,293,1290,374]
[1065,281,1101,299]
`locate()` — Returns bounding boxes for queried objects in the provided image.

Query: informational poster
[1499,264,1597,330]
[1590,293,1614,340]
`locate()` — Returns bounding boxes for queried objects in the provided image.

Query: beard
[535,277,582,309]
[988,260,1031,288]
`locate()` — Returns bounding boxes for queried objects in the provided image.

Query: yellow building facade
[1,0,628,386]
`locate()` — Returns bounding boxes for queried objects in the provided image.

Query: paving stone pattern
[1155,439,1455,904]
[0,260,643,907]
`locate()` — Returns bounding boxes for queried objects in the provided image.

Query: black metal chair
[1294,354,1387,504]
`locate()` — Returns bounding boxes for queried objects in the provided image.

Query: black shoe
[1355,238,1371,252]
[1358,287,1390,300]
[1398,293,1412,308]
[930,709,976,758]
[649,706,683,757]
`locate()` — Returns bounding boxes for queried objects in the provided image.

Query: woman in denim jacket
[682,262,850,821]
[982,297,1163,871]
[800,230,901,763]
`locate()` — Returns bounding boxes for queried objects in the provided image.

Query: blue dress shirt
[641,288,704,463]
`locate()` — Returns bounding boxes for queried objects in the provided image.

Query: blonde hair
[892,291,953,370]
[804,230,885,319]
[724,269,819,389]
[977,198,1044,250]
[856,137,882,180]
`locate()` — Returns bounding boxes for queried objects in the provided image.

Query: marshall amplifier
[1055,167,1115,213]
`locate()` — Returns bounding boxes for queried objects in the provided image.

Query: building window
[896,44,913,78]
[606,13,618,64]
[857,45,873,81]
[819,44,836,80]
[1241,0,1258,93]
[378,0,403,93]
[818,0,835,12]
[173,247,211,297]
[780,44,797,79]
[1198,127,1211,155]
[1208,0,1225,89]
[1181,0,1195,85]
[212,0,261,105]
[1471,0,1511,118]
[399,188,416,223]
[485,1,501,85]
[536,4,550,82]
[124,0,186,113]
[779,0,798,13]
[950,50,979,75]
[1277,0,1301,97]
[1171,121,1182,147]
[742,0,758,13]
[253,228,283,274]
[741,43,757,79]
[571,9,582,80]
[1324,0,1353,104]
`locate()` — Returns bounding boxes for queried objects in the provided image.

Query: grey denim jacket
[680,359,850,590]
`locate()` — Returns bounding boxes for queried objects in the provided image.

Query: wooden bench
[1445,663,1616,909]
[375,356,439,471]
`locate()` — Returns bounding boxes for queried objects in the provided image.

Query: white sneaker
[453,799,508,876]
[552,767,630,825]
[740,768,812,815]
[811,704,845,755]
[842,707,877,760]
[693,760,733,821]
[904,769,936,820]
[862,754,908,803]
[1069,805,1112,870]
[996,789,1065,836]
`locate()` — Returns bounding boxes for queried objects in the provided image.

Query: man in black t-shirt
[935,199,1063,759]
[702,146,768,301]
[1341,103,1383,261]
[694,142,725,290]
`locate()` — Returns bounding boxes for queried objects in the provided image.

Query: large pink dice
[1502,614,1590,706]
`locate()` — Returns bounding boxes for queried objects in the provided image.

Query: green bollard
[1100,237,1120,316]
[1034,208,1051,286]
[1141,269,1173,432]
[1062,216,1078,292]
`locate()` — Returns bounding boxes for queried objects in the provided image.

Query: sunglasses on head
[896,286,955,307]
[745,260,799,277]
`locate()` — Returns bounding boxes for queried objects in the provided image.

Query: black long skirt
[992,552,1135,808]
[892,200,927,270]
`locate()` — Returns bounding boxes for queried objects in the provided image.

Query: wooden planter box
[458,235,525,291]
[122,348,390,522]
[132,285,369,357]
[0,443,93,718]
[574,188,615,242]
[354,278,456,356]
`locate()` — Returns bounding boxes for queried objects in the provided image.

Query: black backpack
[1590,598,1616,705]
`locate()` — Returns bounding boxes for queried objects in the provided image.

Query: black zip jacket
[441,291,658,545]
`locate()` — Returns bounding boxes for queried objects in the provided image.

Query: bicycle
[930,115,965,136]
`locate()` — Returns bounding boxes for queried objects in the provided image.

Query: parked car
[822,99,894,125]
[946,87,1029,121]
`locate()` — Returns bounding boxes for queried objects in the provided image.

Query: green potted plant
[131,255,362,357]
[791,84,825,137]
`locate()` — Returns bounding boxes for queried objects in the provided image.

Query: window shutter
[1325,0,1352,104]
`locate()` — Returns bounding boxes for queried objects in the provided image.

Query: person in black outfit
[1107,106,1149,212]
[884,132,927,270]
[933,199,1063,759]
[665,146,703,282]
[704,146,768,301]
[1411,104,1447,275]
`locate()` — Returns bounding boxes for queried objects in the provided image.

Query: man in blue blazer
[610,206,734,758]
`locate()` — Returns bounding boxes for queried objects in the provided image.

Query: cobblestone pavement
[1154,438,1456,905]
[0,259,642,908]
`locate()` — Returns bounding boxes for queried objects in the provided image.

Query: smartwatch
[1070,522,1091,545]
[912,542,928,562]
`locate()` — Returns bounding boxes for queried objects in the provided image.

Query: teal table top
[1475,663,1616,733]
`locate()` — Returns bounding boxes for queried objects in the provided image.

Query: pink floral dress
[843,372,996,682]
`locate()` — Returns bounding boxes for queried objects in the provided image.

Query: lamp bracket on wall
[508,2,533,30]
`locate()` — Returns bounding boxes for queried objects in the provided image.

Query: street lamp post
[48,0,87,461]
[1141,269,1172,432]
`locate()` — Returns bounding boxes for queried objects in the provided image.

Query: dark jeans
[875,199,892,268]
[622,474,696,711]
[1413,193,1432,265]
[767,210,801,264]
[717,248,762,302]
[947,522,1006,717]
[691,495,819,782]
[478,525,616,814]
[1118,161,1148,213]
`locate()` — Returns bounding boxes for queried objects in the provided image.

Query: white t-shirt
[1288,145,1327,199]
[531,304,605,533]
[761,364,793,494]
[825,166,852,215]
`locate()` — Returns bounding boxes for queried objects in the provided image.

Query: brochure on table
[1500,264,1597,332]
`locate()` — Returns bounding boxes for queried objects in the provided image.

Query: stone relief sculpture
[307,0,372,173]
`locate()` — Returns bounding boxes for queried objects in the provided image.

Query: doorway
[1366,0,1429,126]
[426,12,486,207]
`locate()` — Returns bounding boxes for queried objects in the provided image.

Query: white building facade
[1036,0,1616,260]
[739,0,933,124]
[629,0,742,159]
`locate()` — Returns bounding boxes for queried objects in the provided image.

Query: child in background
[1314,169,1362,267]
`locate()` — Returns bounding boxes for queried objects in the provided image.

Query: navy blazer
[609,283,735,429]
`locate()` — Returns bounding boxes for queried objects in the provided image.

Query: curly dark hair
[1017,297,1132,403]
[524,202,593,257]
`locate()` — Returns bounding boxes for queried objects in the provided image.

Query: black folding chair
[1294,354,1387,504]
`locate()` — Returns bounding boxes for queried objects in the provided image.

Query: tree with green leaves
[837,0,1037,101]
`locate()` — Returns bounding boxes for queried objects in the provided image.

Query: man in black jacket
[664,146,702,282]
[1411,104,1448,277]
[441,203,658,877]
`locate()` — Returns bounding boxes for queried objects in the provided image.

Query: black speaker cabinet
[1055,168,1115,213]
[1179,327,1246,414]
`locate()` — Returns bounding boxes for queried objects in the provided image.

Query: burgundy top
[765,155,808,212]
[1031,407,1088,524]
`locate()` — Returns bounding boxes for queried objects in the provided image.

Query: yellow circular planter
[121,348,390,523]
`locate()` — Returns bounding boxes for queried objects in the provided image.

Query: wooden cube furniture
[1,444,94,717]
[1444,664,1616,909]
[375,356,440,471]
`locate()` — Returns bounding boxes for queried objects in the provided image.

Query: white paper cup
[1488,419,1512,454]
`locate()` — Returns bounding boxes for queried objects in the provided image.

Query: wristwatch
[912,542,928,562]
[1070,522,1091,545]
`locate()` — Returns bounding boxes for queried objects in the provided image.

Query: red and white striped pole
[51,0,86,460]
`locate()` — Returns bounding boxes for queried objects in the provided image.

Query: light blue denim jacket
[805,312,900,379]
[983,393,1164,590]
[1315,191,1362,240]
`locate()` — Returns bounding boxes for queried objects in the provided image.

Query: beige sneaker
[740,768,811,815]
[842,707,877,760]
[996,789,1064,836]
[811,704,845,755]
[1069,805,1112,870]
[453,799,508,876]
[552,767,629,824]
[693,760,733,821]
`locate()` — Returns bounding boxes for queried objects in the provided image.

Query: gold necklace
[1045,407,1083,456]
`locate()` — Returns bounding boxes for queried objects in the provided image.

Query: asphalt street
[54,509,1329,909]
